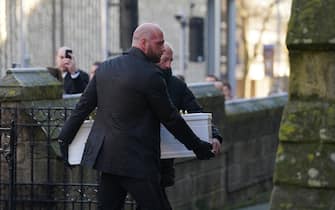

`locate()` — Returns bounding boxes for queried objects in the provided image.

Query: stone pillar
[270,1,335,209]
[0,68,62,102]
[0,68,63,183]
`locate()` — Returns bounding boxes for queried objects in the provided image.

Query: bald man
[55,46,89,94]
[58,23,215,210]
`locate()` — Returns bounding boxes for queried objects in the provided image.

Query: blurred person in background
[205,74,219,82]
[90,61,102,80]
[205,74,224,93]
[222,81,233,101]
[56,46,89,94]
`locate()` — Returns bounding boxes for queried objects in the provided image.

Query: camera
[65,49,72,59]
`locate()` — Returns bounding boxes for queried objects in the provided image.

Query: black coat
[161,69,222,141]
[63,70,89,94]
[58,48,205,178]
[160,69,223,186]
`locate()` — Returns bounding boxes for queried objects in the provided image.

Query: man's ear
[139,38,147,51]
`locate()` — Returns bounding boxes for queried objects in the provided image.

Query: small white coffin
[68,120,93,165]
[68,113,212,165]
[160,113,212,159]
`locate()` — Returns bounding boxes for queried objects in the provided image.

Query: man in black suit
[58,23,215,210]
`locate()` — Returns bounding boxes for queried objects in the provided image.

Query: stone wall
[0,68,287,209]
[168,94,287,210]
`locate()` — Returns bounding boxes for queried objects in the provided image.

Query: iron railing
[0,107,136,210]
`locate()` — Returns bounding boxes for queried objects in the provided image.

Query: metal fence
[0,107,136,210]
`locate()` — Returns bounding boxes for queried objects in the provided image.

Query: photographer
[55,46,89,94]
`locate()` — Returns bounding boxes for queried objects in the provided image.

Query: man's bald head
[132,23,165,63]
[132,23,162,46]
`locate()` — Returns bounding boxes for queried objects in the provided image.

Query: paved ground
[236,203,270,210]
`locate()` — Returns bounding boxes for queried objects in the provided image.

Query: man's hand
[64,55,76,74]
[211,138,221,155]
[193,140,215,160]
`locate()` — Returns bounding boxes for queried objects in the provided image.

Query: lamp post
[227,0,236,97]
[175,13,188,77]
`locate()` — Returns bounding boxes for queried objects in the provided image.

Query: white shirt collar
[63,71,80,79]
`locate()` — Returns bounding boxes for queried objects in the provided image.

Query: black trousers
[98,172,170,210]
[136,187,172,210]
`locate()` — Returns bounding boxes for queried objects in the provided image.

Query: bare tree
[237,0,278,97]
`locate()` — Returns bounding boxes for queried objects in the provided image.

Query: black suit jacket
[159,69,223,186]
[162,70,222,141]
[58,48,204,178]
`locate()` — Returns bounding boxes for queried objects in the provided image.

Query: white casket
[68,113,212,165]
[68,120,93,165]
[160,113,212,158]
